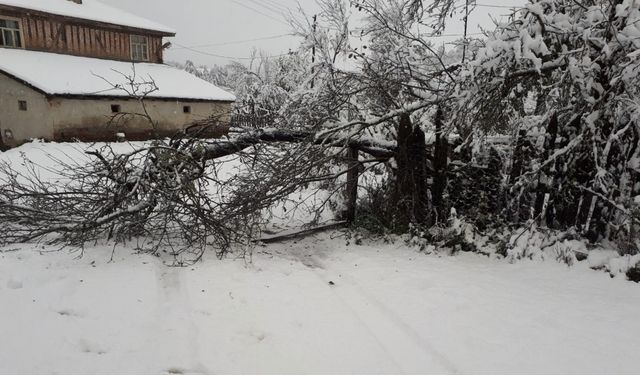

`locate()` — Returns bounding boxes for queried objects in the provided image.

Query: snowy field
[1,143,640,375]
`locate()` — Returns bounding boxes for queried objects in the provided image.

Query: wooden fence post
[432,107,448,222]
[344,146,359,224]
[534,112,558,227]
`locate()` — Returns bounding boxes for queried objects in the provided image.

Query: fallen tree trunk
[198,128,397,161]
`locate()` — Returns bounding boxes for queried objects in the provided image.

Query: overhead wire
[228,0,289,26]
[173,42,293,61]
[475,3,525,9]
[244,0,288,17]
[172,33,294,50]
[261,0,291,13]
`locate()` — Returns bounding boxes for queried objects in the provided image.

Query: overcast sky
[102,0,526,67]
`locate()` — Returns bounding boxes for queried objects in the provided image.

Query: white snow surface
[0,0,175,34]
[0,49,236,101]
[1,239,640,375]
[1,142,640,375]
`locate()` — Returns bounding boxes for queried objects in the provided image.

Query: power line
[262,0,291,13]
[173,42,292,61]
[475,3,524,9]
[228,0,289,26]
[244,0,287,18]
[172,34,294,50]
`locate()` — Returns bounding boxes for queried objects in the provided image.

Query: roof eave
[0,4,176,36]
[0,71,233,102]
[48,93,235,103]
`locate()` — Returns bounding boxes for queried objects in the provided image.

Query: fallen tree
[0,125,398,263]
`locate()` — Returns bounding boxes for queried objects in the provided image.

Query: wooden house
[0,0,235,148]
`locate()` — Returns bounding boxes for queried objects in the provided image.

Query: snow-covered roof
[0,0,175,34]
[0,49,236,102]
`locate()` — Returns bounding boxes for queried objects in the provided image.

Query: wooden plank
[111,31,117,57]
[104,30,110,55]
[65,24,73,52]
[52,22,62,48]
[49,20,56,48]
[34,18,43,48]
[32,19,39,44]
[95,29,104,55]
[79,25,85,54]
[76,25,82,54]
[43,19,52,48]
[71,25,78,53]
[114,32,121,58]
[92,29,97,56]
[68,24,73,53]
[255,221,348,244]
[110,32,116,58]
[122,33,128,59]
[87,28,93,55]
[149,37,155,62]
[154,37,162,63]
[26,16,34,40]
[84,27,90,55]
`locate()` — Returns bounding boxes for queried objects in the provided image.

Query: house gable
[0,71,53,145]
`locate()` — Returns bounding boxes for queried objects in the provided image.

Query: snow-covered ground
[1,142,640,375]
[1,238,640,375]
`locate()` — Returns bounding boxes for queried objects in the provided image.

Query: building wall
[0,73,53,147]
[0,7,165,63]
[0,73,232,147]
[49,98,231,141]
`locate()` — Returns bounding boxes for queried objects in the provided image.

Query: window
[18,100,27,111]
[130,35,149,61]
[183,105,191,114]
[0,18,23,48]
[111,104,121,113]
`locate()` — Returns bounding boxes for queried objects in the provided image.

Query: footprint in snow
[56,308,85,318]
[78,339,107,355]
[164,368,209,375]
[252,331,267,342]
[6,277,23,289]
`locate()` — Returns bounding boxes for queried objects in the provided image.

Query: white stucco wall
[0,72,53,146]
[49,97,231,141]
[0,72,232,147]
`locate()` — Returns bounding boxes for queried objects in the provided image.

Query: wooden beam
[255,221,348,244]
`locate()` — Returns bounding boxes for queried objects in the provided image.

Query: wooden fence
[230,113,276,129]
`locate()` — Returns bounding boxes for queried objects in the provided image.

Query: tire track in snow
[154,261,213,375]
[301,254,464,375]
